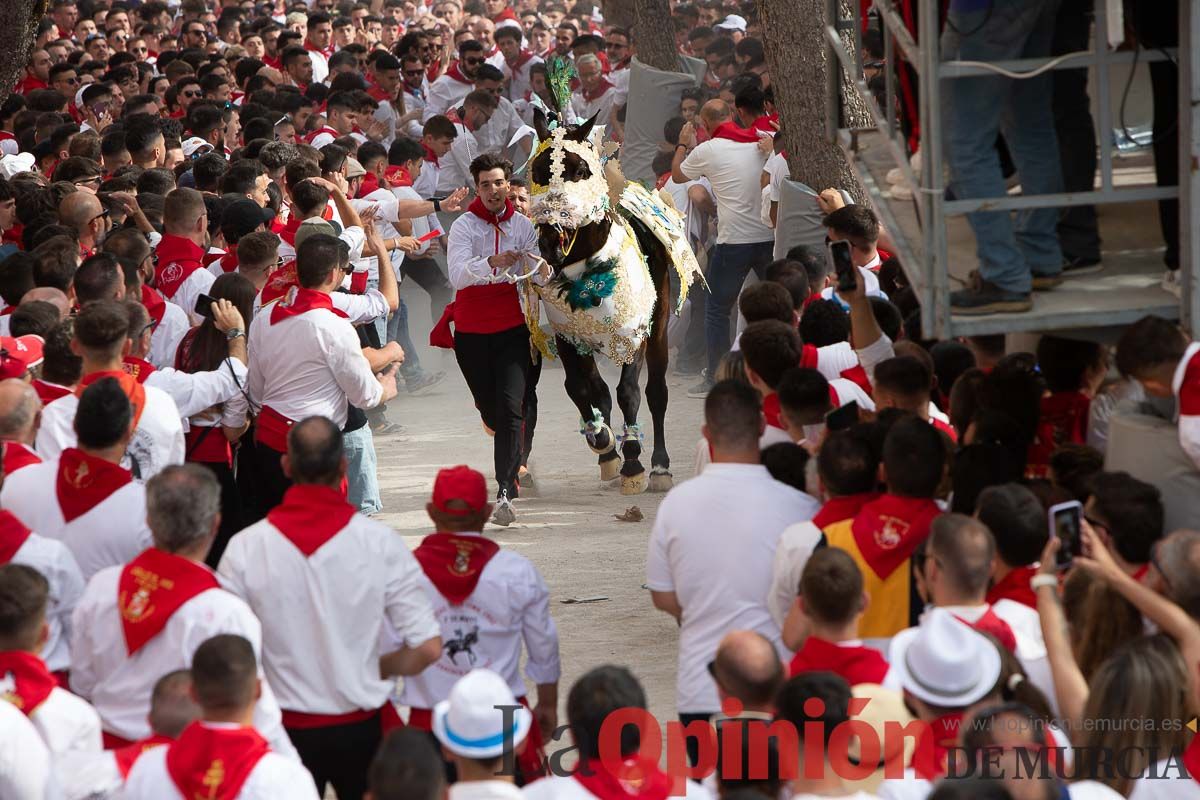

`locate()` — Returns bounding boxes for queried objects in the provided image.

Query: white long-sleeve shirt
[70,565,297,758]
[446,208,540,290]
[217,506,440,714]
[145,357,249,421]
[423,73,473,121]
[8,531,85,672]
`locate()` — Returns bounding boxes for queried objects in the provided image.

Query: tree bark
[633,0,680,72]
[0,0,47,107]
[758,0,864,200]
[838,0,872,131]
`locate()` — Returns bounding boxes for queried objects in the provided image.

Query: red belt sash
[185,426,232,465]
[281,706,382,729]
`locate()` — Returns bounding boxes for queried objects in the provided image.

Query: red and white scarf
[573,757,673,800]
[267,484,356,557]
[269,286,350,325]
[708,121,762,143]
[56,447,133,524]
[0,650,57,716]
[118,548,220,655]
[154,234,206,299]
[849,494,941,580]
[414,532,500,605]
[165,722,270,800]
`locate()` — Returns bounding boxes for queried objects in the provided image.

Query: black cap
[221,197,276,244]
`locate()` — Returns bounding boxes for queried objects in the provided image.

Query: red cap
[432,465,488,515]
[0,335,44,380]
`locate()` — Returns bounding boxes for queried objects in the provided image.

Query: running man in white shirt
[0,563,102,754]
[124,634,320,800]
[219,416,441,800]
[70,464,295,757]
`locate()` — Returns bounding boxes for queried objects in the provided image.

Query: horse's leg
[615,354,646,495]
[646,254,674,492]
[556,336,621,481]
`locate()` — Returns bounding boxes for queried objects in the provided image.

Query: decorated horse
[523,60,703,494]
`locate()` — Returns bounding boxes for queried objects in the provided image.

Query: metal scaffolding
[822,0,1194,339]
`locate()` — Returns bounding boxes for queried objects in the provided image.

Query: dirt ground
[374,282,705,745]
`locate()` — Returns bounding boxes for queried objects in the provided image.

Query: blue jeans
[704,241,775,374]
[343,425,382,515]
[386,297,423,379]
[941,0,1064,294]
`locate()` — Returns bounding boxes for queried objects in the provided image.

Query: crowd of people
[0,0,1196,799]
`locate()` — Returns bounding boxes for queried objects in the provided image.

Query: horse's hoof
[648,472,674,493]
[620,472,648,495]
[586,423,616,455]
[600,457,622,482]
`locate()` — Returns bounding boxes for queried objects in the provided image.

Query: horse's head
[529,110,610,266]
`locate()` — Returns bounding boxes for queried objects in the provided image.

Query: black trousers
[197,460,241,569]
[454,325,530,496]
[401,255,454,322]
[249,440,290,517]
[1133,0,1179,268]
[522,353,542,468]
[1052,0,1101,263]
[286,713,381,800]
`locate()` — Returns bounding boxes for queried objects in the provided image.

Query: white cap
[0,153,36,180]
[714,14,747,32]
[432,669,532,759]
[182,136,214,158]
[889,608,1002,708]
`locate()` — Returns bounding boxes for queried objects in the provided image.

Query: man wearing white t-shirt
[672,100,773,396]
[647,380,818,762]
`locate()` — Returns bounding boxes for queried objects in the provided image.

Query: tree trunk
[633,0,679,72]
[759,0,864,200]
[838,0,872,131]
[0,0,47,107]
[602,0,636,30]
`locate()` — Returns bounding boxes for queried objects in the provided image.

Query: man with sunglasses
[59,191,111,260]
[49,63,80,99]
[180,20,207,50]
[423,39,487,122]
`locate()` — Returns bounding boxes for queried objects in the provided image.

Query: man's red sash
[0,650,58,716]
[413,532,500,604]
[267,484,357,557]
[849,494,940,580]
[118,548,220,655]
[165,722,270,800]
[57,448,133,524]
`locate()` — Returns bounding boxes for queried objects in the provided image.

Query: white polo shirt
[36,385,185,479]
[1,461,153,581]
[124,725,319,800]
[217,505,440,715]
[246,297,383,430]
[646,463,819,713]
[69,564,296,758]
[6,531,85,672]
[678,137,773,245]
[398,534,560,709]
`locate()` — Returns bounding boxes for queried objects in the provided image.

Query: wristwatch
[432,197,442,213]
[226,328,245,341]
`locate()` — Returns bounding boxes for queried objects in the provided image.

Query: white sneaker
[1162,269,1182,299]
[491,494,516,527]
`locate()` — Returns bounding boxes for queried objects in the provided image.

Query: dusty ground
[374,282,705,746]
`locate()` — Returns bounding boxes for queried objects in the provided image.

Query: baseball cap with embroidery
[0,335,45,380]
[432,465,488,515]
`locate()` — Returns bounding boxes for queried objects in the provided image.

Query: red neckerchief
[986,565,1038,610]
[165,722,270,800]
[839,363,873,398]
[385,165,413,187]
[154,234,206,299]
[200,251,224,268]
[0,650,57,716]
[260,260,297,305]
[140,285,167,326]
[911,713,963,781]
[612,56,632,71]
[414,532,501,605]
[269,286,350,325]
[1182,729,1200,785]
[574,757,673,800]
[303,40,334,58]
[218,247,239,273]
[122,355,157,384]
[751,113,779,133]
[1,441,40,477]
[849,494,941,580]
[762,392,784,430]
[788,636,890,686]
[267,484,357,557]
[367,83,392,102]
[1026,391,1091,479]
[278,215,303,247]
[811,492,881,531]
[709,121,762,143]
[32,379,71,405]
[118,548,220,655]
[423,143,441,166]
[468,196,515,255]
[56,447,133,524]
[305,125,340,145]
[357,172,381,198]
[113,734,175,779]
[16,75,49,95]
[931,416,958,443]
[76,369,146,428]
[507,49,536,70]
[957,606,1017,654]
[0,509,32,563]
[445,61,472,84]
[581,77,615,103]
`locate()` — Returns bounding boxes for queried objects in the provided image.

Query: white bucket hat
[889,608,1002,708]
[0,153,36,180]
[433,669,532,759]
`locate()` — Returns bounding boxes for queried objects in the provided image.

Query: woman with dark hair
[175,272,257,566]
